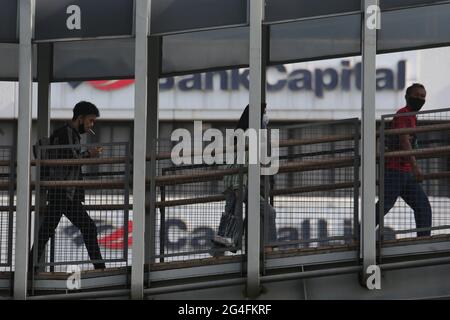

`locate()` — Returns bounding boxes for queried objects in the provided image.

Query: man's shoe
[209,246,226,258]
[211,235,233,247]
[94,263,106,270]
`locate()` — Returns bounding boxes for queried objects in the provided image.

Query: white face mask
[262,113,269,128]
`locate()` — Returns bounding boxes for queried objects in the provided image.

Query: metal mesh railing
[379,108,450,244]
[266,119,360,251]
[0,146,14,269]
[151,119,361,263]
[154,139,246,262]
[5,112,446,277]
[32,142,131,272]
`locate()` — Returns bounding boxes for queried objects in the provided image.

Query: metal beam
[14,0,34,300]
[361,0,378,280]
[21,253,450,300]
[247,0,264,298]
[131,0,151,300]
[37,43,52,139]
[261,24,269,275]
[145,35,161,282]
[36,42,53,270]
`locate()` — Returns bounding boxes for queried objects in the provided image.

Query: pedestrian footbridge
[1,0,450,299]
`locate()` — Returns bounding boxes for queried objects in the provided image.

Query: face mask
[262,113,269,128]
[407,97,425,111]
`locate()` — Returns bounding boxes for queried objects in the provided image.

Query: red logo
[98,221,133,250]
[88,80,134,91]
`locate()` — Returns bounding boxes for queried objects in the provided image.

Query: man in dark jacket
[30,101,105,270]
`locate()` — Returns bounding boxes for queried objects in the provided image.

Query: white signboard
[0,47,449,121]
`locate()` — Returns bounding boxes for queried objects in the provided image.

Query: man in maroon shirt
[376,83,432,237]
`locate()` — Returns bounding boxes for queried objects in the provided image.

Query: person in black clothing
[30,101,105,270]
[210,104,277,257]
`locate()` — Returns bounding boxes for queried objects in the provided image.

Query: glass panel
[270,14,361,65]
[0,0,17,42]
[266,0,361,23]
[380,0,446,10]
[0,44,37,81]
[378,3,450,52]
[151,0,248,35]
[162,27,249,76]
[53,39,135,81]
[35,0,133,41]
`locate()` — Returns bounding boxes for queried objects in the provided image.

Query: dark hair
[72,101,100,120]
[236,105,249,131]
[406,83,425,96]
[235,103,267,131]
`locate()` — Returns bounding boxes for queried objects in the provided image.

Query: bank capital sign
[70,59,407,97]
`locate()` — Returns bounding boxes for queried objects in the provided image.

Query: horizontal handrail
[1,170,448,210]
[3,157,353,189]
[0,122,448,168]
[385,145,450,158]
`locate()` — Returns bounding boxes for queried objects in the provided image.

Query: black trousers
[30,199,105,269]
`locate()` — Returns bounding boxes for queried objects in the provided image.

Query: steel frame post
[131,0,151,300]
[247,0,264,298]
[361,0,379,283]
[14,0,34,300]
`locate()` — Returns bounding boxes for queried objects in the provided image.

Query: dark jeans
[30,199,105,270]
[376,169,432,237]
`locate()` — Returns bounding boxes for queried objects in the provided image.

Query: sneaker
[94,263,106,270]
[212,235,233,247]
[209,245,226,258]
